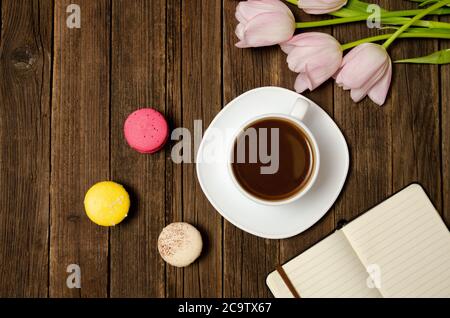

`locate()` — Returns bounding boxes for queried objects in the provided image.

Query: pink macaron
[124,108,169,154]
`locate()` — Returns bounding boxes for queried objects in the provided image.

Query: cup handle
[290,97,310,121]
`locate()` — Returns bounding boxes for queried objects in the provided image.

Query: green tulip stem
[341,32,450,50]
[382,0,450,48]
[295,8,450,28]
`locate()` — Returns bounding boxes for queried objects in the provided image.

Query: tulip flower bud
[299,0,348,15]
[335,43,392,106]
[235,0,296,48]
[280,32,343,93]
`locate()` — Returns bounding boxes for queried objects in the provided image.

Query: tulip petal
[301,6,345,14]
[299,0,348,14]
[238,0,292,21]
[235,41,247,48]
[240,12,295,47]
[237,1,270,21]
[294,72,312,93]
[283,34,342,73]
[334,44,367,80]
[340,43,370,66]
[286,46,319,72]
[350,87,369,103]
[334,43,393,104]
[282,32,339,48]
[294,64,336,92]
[235,23,245,40]
[336,44,389,89]
[282,32,343,92]
[235,8,247,23]
[265,0,294,15]
[368,61,392,106]
[309,61,341,88]
[349,60,390,103]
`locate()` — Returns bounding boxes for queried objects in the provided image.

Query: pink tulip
[235,0,296,48]
[299,0,348,14]
[335,43,392,106]
[280,32,342,93]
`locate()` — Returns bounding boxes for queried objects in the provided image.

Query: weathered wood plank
[223,1,337,297]
[333,1,393,225]
[181,0,223,298]
[0,0,52,297]
[0,0,446,298]
[388,2,442,209]
[223,0,289,298]
[110,0,166,297]
[50,0,110,297]
[165,0,183,298]
[279,5,336,271]
[441,16,450,226]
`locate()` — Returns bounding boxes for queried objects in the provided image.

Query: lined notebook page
[343,184,450,298]
[266,230,382,298]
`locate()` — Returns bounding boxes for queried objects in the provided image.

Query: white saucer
[196,87,349,239]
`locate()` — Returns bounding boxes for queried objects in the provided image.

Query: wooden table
[0,0,448,297]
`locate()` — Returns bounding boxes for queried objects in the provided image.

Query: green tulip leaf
[332,0,387,17]
[346,0,371,12]
[404,27,450,33]
[332,1,450,28]
[418,0,439,7]
[408,0,450,5]
[395,48,450,64]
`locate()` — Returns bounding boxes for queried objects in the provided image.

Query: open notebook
[267,184,450,298]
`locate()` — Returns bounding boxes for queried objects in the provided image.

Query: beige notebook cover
[267,184,450,298]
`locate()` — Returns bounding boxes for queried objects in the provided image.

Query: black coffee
[231,117,314,201]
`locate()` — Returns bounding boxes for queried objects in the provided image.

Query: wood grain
[441,16,450,226]
[165,0,183,298]
[110,0,166,298]
[279,6,336,270]
[0,0,448,298]
[50,0,110,297]
[223,0,285,298]
[181,0,223,298]
[333,1,393,224]
[0,0,52,297]
[389,1,442,211]
[333,0,442,228]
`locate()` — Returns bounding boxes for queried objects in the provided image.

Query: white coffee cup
[227,97,320,206]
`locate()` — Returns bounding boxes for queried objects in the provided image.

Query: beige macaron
[158,222,203,267]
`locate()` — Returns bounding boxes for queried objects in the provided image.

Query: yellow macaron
[84,181,130,226]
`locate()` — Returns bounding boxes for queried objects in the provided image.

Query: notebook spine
[276,266,301,298]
